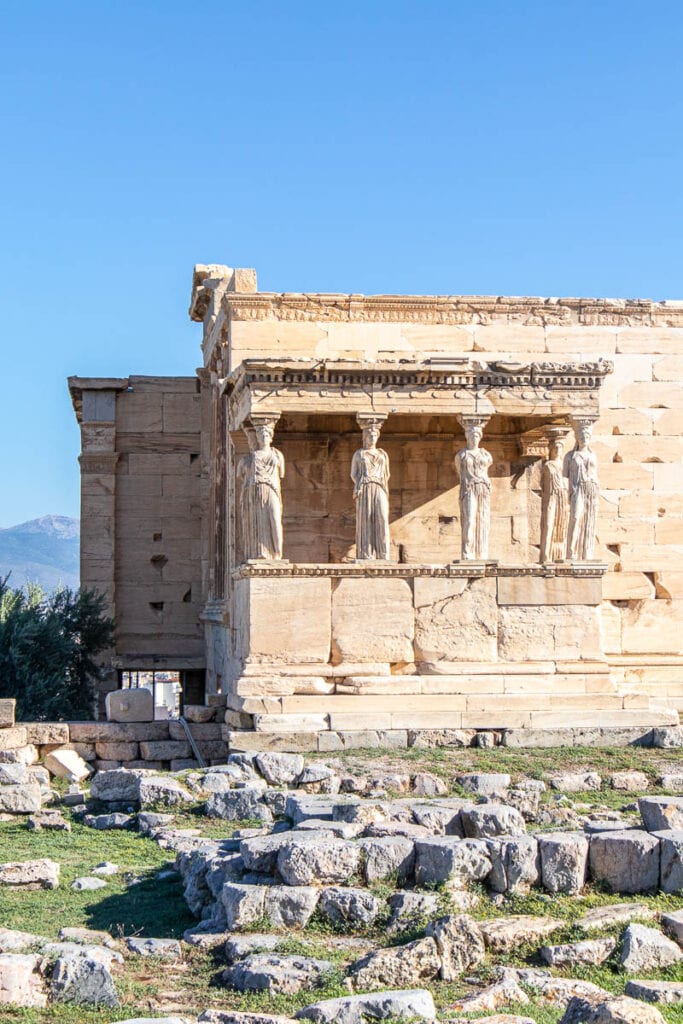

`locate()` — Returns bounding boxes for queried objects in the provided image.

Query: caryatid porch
[207,354,675,750]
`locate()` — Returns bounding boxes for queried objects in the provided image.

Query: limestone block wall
[113,377,206,662]
[225,311,683,704]
[72,375,209,708]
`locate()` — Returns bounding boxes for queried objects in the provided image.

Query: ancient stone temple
[69,264,683,749]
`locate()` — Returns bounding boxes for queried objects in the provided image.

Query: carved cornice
[227,357,613,393]
[234,562,608,580]
[222,292,683,328]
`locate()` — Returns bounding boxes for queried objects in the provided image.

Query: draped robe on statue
[567,446,599,560]
[540,456,569,563]
[455,446,492,560]
[351,447,390,560]
[249,447,284,560]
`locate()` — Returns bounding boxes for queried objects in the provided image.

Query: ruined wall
[73,375,208,708]
[113,377,205,663]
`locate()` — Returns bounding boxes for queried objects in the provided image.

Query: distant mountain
[0,515,80,592]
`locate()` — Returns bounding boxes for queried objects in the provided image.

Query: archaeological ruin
[67,265,683,752]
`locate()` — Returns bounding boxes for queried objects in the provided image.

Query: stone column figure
[540,428,570,563]
[566,418,599,561]
[351,414,390,560]
[455,416,492,560]
[246,417,285,560]
[236,425,257,562]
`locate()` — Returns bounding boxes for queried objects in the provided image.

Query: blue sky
[1,1,682,526]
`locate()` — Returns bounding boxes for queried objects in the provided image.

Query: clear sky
[1,1,682,526]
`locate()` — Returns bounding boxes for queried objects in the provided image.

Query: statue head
[465,423,483,449]
[549,436,565,461]
[254,422,274,450]
[362,425,381,449]
[575,421,593,449]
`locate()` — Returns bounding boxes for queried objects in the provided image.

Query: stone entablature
[225,357,613,427]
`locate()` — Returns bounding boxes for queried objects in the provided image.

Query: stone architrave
[246,415,284,560]
[351,414,390,561]
[454,415,492,560]
[566,417,600,561]
[236,424,257,562]
[540,427,570,563]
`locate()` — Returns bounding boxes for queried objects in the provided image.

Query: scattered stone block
[49,954,119,1006]
[126,937,181,958]
[295,988,436,1022]
[426,913,485,980]
[655,830,683,892]
[264,886,320,929]
[486,836,540,894]
[450,970,529,1014]
[0,784,42,814]
[0,927,49,951]
[72,877,107,891]
[206,787,272,823]
[0,953,47,1007]
[255,752,304,785]
[610,770,649,791]
[224,934,281,961]
[277,835,360,886]
[480,916,563,954]
[90,768,143,803]
[348,936,440,990]
[358,836,415,884]
[653,726,683,748]
[662,908,683,943]
[589,830,660,893]
[223,953,333,994]
[27,810,71,832]
[221,883,266,930]
[413,837,491,888]
[559,993,666,1022]
[84,813,135,830]
[460,803,526,839]
[578,903,657,932]
[550,771,601,792]
[106,688,153,723]
[457,772,510,797]
[640,796,683,831]
[319,887,381,928]
[625,979,683,1004]
[538,832,588,894]
[0,858,59,889]
[541,936,616,967]
[138,775,194,807]
[620,923,683,972]
[386,891,440,936]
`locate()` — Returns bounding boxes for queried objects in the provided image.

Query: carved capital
[356,412,388,430]
[456,413,491,431]
[249,413,281,429]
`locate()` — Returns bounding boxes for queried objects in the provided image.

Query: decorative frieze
[234,562,608,580]
[217,291,683,328]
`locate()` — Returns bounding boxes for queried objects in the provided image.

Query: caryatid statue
[566,417,599,561]
[540,427,570,563]
[351,414,391,560]
[455,415,493,560]
[236,425,257,562]
[242,416,285,560]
